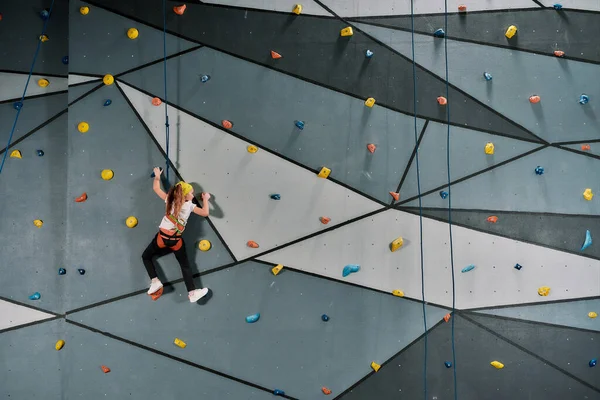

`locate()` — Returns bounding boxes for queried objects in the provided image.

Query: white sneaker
[189,288,209,302]
[147,280,163,295]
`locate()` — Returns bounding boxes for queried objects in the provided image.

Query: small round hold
[58,268,66,275]
[62,56,69,65]
[80,6,90,15]
[201,75,210,83]
[589,359,597,367]
[38,78,50,88]
[579,94,589,105]
[439,191,448,199]
[321,314,330,322]
[78,122,89,133]
[104,99,112,107]
[247,145,258,153]
[13,101,23,110]
[534,166,544,175]
[198,239,211,252]
[127,28,139,39]
[78,268,86,275]
[33,219,43,228]
[37,150,44,156]
[222,120,233,129]
[553,3,563,10]
[101,169,114,180]
[437,96,447,105]
[152,97,162,106]
[103,74,114,85]
[444,361,452,368]
[40,9,50,20]
[483,72,492,81]
[365,49,374,58]
[529,95,541,104]
[126,216,138,228]
[433,28,445,38]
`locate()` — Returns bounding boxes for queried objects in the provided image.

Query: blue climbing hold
[514,263,523,271]
[273,389,285,396]
[58,268,66,275]
[201,75,210,83]
[535,166,544,175]
[295,120,305,130]
[246,313,260,323]
[439,190,448,199]
[483,72,493,81]
[553,3,563,10]
[29,292,41,300]
[270,194,281,200]
[579,94,589,105]
[13,101,23,111]
[321,314,330,322]
[434,28,445,38]
[581,230,592,251]
[62,56,69,65]
[590,359,597,367]
[365,49,374,58]
[37,150,44,157]
[342,264,360,277]
[461,264,475,273]
[150,167,163,178]
[78,268,86,275]
[444,361,452,368]
[40,9,50,20]
[104,99,112,107]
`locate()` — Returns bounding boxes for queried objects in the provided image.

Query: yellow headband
[176,181,193,196]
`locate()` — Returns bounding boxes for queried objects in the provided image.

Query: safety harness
[157,214,186,251]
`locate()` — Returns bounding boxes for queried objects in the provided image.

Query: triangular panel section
[0,300,55,332]
[201,0,332,16]
[68,74,101,86]
[0,72,67,102]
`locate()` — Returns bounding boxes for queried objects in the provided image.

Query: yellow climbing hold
[340,27,354,37]
[10,150,22,159]
[173,338,187,348]
[583,188,593,201]
[39,34,49,42]
[365,97,376,108]
[271,264,284,276]
[490,361,504,369]
[588,312,598,319]
[198,239,211,251]
[55,340,65,351]
[78,122,89,133]
[392,289,404,297]
[538,286,551,296]
[318,167,331,178]
[370,361,381,372]
[101,169,114,180]
[38,78,50,88]
[126,216,138,228]
[127,28,139,39]
[485,142,495,155]
[505,25,517,39]
[247,145,258,153]
[390,237,404,252]
[292,4,302,14]
[33,219,43,228]
[80,6,90,15]
[103,74,114,85]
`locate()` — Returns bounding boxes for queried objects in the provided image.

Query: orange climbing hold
[101,365,111,373]
[367,144,376,153]
[271,51,282,59]
[437,96,447,105]
[554,50,565,57]
[389,192,400,201]
[222,120,233,129]
[247,240,259,248]
[529,95,541,104]
[487,216,498,223]
[149,287,163,301]
[581,144,591,151]
[75,192,88,203]
[322,387,332,395]
[173,4,187,15]
[152,97,162,106]
[320,216,331,224]
[458,4,467,11]
[444,313,451,322]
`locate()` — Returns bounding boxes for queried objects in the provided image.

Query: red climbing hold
[581,144,591,151]
[247,240,259,248]
[173,4,186,15]
[458,4,467,11]
[101,365,111,373]
[553,50,565,57]
[271,51,282,59]
[444,313,451,322]
[389,192,400,201]
[75,192,88,203]
[437,96,447,105]
[149,287,163,301]
[367,144,376,153]
[320,216,331,225]
[487,216,498,223]
[322,387,332,395]
[529,95,541,104]
[222,120,233,129]
[152,97,162,106]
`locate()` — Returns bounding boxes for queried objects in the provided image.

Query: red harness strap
[156,214,185,251]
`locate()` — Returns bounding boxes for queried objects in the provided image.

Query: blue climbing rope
[409,1,428,398]
[443,1,459,399]
[162,0,171,182]
[0,0,55,175]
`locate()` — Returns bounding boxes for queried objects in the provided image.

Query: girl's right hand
[202,192,211,201]
[153,167,162,177]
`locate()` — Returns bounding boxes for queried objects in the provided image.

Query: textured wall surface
[1,0,599,399]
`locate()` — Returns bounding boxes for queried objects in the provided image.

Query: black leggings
[141,233,195,292]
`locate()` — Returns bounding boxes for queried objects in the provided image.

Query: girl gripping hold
[142,167,210,303]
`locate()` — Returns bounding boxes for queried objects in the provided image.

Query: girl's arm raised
[193,192,211,217]
[152,168,167,200]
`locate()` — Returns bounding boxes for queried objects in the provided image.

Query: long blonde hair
[165,184,184,217]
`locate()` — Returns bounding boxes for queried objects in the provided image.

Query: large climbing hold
[270,194,281,200]
[246,313,260,323]
[583,188,593,201]
[490,361,505,369]
[173,5,187,15]
[38,78,49,88]
[390,237,403,252]
[292,4,302,15]
[103,74,114,85]
[433,28,445,38]
[340,27,353,37]
[10,150,22,159]
[505,25,517,39]
[127,28,139,40]
[318,167,331,179]
[371,361,381,372]
[271,264,283,276]
[152,97,162,106]
[270,51,282,59]
[485,142,495,155]
[365,97,375,108]
[579,94,590,105]
[342,264,360,277]
[538,286,551,296]
[581,230,592,251]
[55,340,65,350]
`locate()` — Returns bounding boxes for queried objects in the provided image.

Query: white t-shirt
[159,199,196,231]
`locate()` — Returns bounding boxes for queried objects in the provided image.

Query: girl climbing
[142,167,211,303]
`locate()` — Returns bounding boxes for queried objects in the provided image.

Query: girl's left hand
[153,167,162,177]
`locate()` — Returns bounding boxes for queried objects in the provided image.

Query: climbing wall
[1,0,599,399]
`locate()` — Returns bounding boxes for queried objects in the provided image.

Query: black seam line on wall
[83,0,541,145]
[0,108,68,156]
[396,144,548,206]
[0,315,62,335]
[174,0,336,19]
[65,320,299,400]
[531,0,546,7]
[553,144,600,161]
[117,79,390,208]
[68,82,105,107]
[68,71,106,79]
[346,6,551,19]
[398,207,600,262]
[401,206,600,219]
[392,120,429,205]
[461,314,600,394]
[554,138,600,145]
[0,295,64,318]
[114,81,239,262]
[312,0,548,145]
[0,89,68,106]
[68,79,101,88]
[351,20,600,67]
[461,310,600,335]
[252,259,454,311]
[0,68,68,79]
[114,45,203,78]
[464,295,600,313]
[332,318,449,400]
